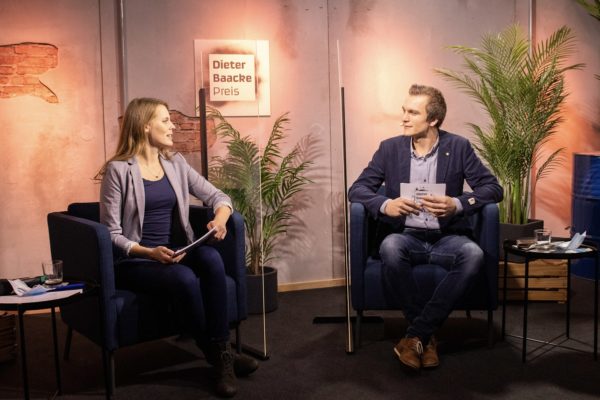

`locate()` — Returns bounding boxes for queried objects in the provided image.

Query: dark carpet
[1,276,599,399]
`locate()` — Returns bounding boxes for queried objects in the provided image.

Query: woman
[98,97,257,398]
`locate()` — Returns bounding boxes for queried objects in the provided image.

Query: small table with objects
[501,239,598,363]
[0,284,90,399]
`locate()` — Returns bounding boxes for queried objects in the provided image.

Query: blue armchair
[350,201,499,348]
[47,203,247,396]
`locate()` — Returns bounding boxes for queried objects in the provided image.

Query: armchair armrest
[470,203,500,308]
[350,202,369,308]
[47,211,117,347]
[189,205,247,318]
[47,212,116,294]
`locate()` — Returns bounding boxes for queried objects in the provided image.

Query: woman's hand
[149,246,186,264]
[207,220,227,241]
[131,244,185,264]
[208,205,231,241]
[148,246,182,264]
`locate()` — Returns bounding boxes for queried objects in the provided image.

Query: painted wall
[0,0,105,279]
[0,0,598,285]
[533,0,600,237]
[120,0,333,284]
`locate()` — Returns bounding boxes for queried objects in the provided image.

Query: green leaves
[436,24,582,224]
[207,106,312,274]
[576,0,600,20]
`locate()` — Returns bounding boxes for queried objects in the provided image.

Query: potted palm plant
[435,24,583,258]
[207,106,312,313]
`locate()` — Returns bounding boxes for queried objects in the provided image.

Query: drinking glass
[42,260,63,286]
[534,228,552,247]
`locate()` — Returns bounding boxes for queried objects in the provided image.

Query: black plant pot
[246,266,278,314]
[499,219,544,263]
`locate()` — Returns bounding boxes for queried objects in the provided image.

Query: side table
[501,239,598,362]
[0,285,92,399]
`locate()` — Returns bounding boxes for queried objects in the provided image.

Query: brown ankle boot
[202,343,259,377]
[211,342,237,397]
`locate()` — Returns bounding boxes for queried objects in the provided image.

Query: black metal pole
[51,307,62,395]
[18,308,29,400]
[312,86,372,354]
[199,88,209,180]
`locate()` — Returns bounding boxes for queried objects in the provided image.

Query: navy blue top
[140,175,177,247]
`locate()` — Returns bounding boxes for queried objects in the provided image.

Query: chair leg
[102,349,115,399]
[356,311,363,349]
[235,324,242,354]
[63,326,73,360]
[487,310,495,348]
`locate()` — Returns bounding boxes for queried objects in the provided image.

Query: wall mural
[0,42,58,103]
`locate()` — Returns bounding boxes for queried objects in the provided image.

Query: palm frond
[576,0,600,20]
[207,106,312,274]
[436,24,582,224]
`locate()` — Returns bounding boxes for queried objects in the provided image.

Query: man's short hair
[409,84,447,128]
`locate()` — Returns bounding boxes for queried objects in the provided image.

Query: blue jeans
[115,245,229,345]
[379,229,483,343]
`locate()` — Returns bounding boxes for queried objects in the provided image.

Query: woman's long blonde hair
[96,97,171,179]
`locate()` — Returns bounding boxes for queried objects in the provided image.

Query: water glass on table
[42,260,63,286]
[534,228,552,248]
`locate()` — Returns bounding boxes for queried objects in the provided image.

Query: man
[348,84,503,370]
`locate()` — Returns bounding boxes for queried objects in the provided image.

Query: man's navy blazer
[348,130,503,234]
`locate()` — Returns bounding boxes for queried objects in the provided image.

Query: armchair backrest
[67,202,100,222]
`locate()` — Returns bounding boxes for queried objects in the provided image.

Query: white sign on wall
[194,39,270,117]
[208,54,256,102]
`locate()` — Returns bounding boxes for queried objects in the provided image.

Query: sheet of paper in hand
[400,183,446,205]
[173,227,218,257]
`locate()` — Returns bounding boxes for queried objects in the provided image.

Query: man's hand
[419,194,457,218]
[384,197,421,217]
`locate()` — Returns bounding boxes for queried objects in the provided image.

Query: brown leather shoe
[393,337,423,370]
[422,336,440,368]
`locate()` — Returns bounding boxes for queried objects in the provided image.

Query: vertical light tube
[116,0,127,113]
[338,40,354,354]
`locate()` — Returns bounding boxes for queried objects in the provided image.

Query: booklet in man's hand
[400,183,446,204]
[173,227,218,257]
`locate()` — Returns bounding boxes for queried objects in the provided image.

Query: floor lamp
[311,42,354,353]
[198,88,209,180]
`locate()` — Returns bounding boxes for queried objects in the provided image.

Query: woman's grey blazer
[100,153,233,256]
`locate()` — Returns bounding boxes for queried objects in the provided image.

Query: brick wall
[117,110,214,154]
[0,43,58,103]
[169,110,215,154]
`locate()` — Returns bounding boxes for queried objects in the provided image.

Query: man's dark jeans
[379,228,483,343]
